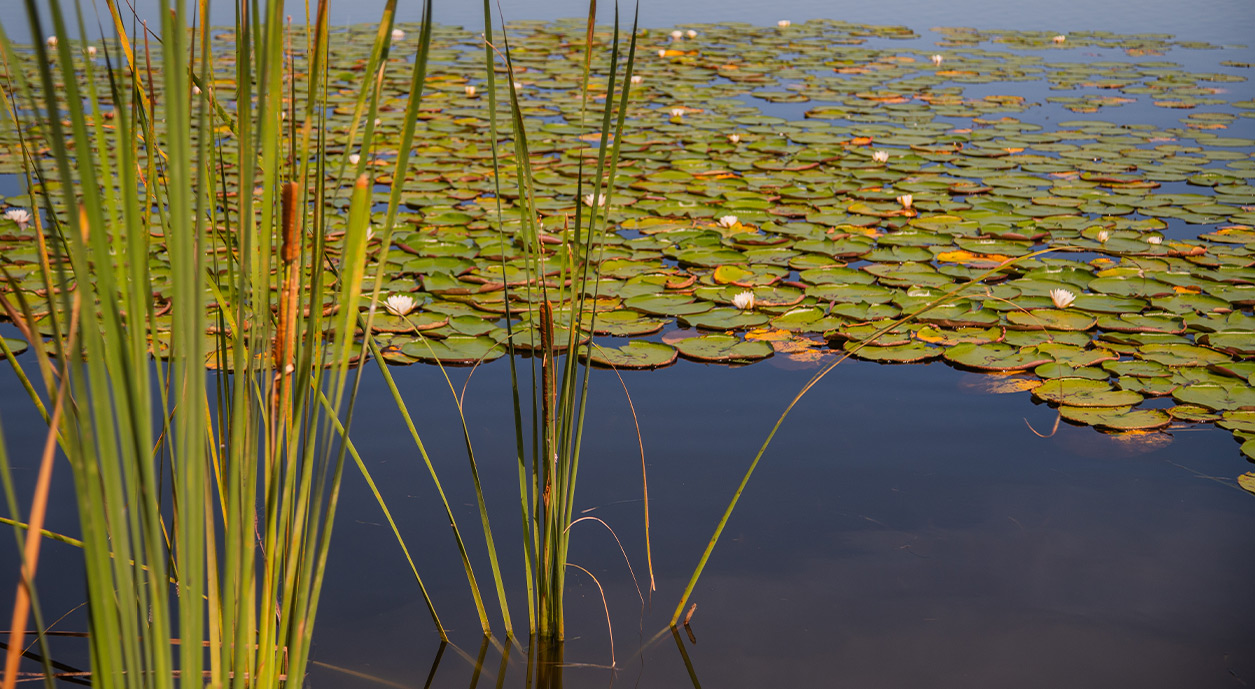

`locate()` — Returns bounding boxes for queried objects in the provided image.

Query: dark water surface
[2,1,1254,687]
[303,358,1255,688]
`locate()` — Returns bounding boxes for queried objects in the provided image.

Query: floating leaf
[400,334,506,365]
[674,334,774,363]
[943,343,1052,371]
[586,341,677,370]
[1032,378,1144,407]
[1058,406,1172,431]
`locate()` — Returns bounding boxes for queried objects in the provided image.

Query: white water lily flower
[384,294,417,317]
[512,81,525,91]
[896,194,913,210]
[1050,288,1076,309]
[669,107,685,117]
[670,30,683,40]
[46,36,57,48]
[582,192,606,208]
[727,133,741,144]
[778,20,791,28]
[686,29,697,39]
[1146,235,1163,245]
[658,48,668,58]
[717,215,738,228]
[930,54,943,66]
[87,45,97,57]
[391,28,405,41]
[732,290,755,310]
[1052,34,1066,44]
[1096,230,1110,242]
[465,85,477,97]
[872,150,889,163]
[348,153,361,165]
[630,75,644,85]
[5,208,32,229]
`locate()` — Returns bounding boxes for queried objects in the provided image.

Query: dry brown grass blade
[604,364,655,594]
[2,331,72,689]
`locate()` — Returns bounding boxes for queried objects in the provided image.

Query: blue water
[2,2,1254,687]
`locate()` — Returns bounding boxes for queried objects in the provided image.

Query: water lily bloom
[732,290,755,310]
[658,48,667,58]
[872,150,889,163]
[349,153,361,165]
[670,107,685,117]
[930,54,943,66]
[384,294,417,317]
[1052,34,1066,43]
[1050,288,1076,309]
[46,36,57,48]
[1147,235,1162,245]
[1096,230,1110,242]
[778,20,791,27]
[87,45,97,57]
[630,75,643,84]
[582,193,606,207]
[391,28,405,40]
[686,30,697,39]
[718,215,738,228]
[4,208,32,229]
[896,194,913,210]
[465,85,477,97]
[670,30,683,40]
[727,133,741,144]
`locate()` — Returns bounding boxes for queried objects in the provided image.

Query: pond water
[1,1,1254,687]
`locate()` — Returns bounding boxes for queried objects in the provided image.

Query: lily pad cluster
[1,19,1253,479]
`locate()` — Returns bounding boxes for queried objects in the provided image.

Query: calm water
[2,1,1254,687]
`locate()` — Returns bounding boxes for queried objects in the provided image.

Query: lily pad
[1031,378,1144,407]
[400,334,506,365]
[674,334,774,363]
[1058,406,1172,431]
[1171,383,1255,411]
[586,341,677,370]
[943,343,1052,371]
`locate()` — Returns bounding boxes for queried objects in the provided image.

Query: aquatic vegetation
[0,0,434,685]
[1,17,1251,456]
[0,10,1252,682]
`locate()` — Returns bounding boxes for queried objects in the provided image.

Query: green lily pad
[1032,378,1144,407]
[943,343,1052,371]
[1,337,28,355]
[1138,343,1232,367]
[1035,363,1109,380]
[586,341,677,370]
[400,334,506,365]
[845,341,940,363]
[588,310,668,337]
[623,293,713,316]
[1239,472,1255,494]
[1058,406,1172,431]
[674,334,774,363]
[1169,405,1221,422]
[678,307,771,331]
[1171,383,1255,411]
[1006,309,1097,331]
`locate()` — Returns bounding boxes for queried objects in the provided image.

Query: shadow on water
[313,634,641,689]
